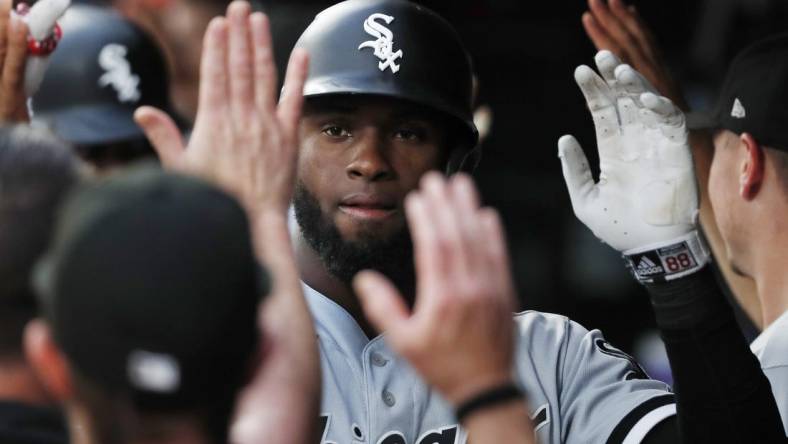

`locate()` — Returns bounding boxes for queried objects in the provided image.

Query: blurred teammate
[31,4,181,172]
[0,126,76,444]
[25,165,268,444]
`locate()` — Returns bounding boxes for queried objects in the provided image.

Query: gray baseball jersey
[304,283,676,444]
[751,310,788,435]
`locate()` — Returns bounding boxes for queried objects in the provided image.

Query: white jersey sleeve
[513,311,676,444]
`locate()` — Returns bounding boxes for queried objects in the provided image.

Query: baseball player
[138,1,681,442]
[691,34,788,434]
[559,47,786,442]
[580,0,763,330]
[31,4,183,172]
[25,165,271,444]
[0,126,77,444]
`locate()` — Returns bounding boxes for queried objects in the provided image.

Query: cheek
[708,157,737,242]
[297,138,338,210]
[390,144,445,186]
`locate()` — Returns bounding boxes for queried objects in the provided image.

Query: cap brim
[32,103,188,147]
[686,111,719,131]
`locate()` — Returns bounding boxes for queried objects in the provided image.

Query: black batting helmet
[294,0,479,171]
[31,5,178,147]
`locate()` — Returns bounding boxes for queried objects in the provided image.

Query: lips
[338,194,398,220]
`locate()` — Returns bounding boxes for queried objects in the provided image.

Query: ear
[738,132,764,200]
[23,320,73,401]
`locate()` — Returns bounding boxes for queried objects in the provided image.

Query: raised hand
[0,0,29,121]
[135,1,308,216]
[354,173,517,406]
[137,3,319,444]
[559,52,709,282]
[582,0,686,110]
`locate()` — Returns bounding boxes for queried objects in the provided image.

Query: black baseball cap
[688,33,788,152]
[34,163,268,410]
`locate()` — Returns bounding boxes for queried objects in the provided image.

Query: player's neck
[751,234,788,328]
[68,405,213,444]
[295,233,379,338]
[0,358,52,406]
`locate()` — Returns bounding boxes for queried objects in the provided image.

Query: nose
[346,133,394,182]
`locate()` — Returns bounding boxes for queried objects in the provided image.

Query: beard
[293,182,415,297]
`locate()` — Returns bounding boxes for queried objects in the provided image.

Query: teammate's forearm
[645,267,785,442]
[462,400,535,444]
[247,211,322,443]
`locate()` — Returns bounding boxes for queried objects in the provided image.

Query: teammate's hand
[559,52,697,254]
[135,1,308,216]
[354,173,517,406]
[0,0,31,122]
[582,0,687,110]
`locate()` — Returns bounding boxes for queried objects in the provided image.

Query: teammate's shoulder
[754,311,788,368]
[514,309,570,326]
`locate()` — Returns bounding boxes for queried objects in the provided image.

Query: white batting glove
[19,0,69,96]
[558,50,709,283]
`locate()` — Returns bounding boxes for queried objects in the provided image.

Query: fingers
[0,0,11,72]
[0,16,27,119]
[250,12,277,115]
[614,63,656,96]
[354,270,410,338]
[277,48,309,139]
[196,17,229,121]
[422,173,469,280]
[641,92,686,140]
[574,65,618,139]
[134,106,186,167]
[608,0,657,61]
[449,174,482,247]
[227,1,255,129]
[558,135,595,213]
[404,191,439,297]
[582,12,621,58]
[594,50,623,84]
[612,63,655,126]
[478,208,514,310]
[587,0,636,55]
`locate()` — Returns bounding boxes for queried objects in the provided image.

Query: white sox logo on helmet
[358,13,403,73]
[98,43,142,104]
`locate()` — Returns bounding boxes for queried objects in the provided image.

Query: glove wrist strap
[623,230,711,284]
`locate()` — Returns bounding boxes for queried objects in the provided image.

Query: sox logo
[358,13,403,73]
[98,43,142,104]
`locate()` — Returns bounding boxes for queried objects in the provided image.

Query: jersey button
[371,352,388,367]
[382,390,396,407]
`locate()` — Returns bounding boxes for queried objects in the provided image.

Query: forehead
[303,94,447,124]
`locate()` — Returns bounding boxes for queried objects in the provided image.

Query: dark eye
[394,127,426,142]
[322,125,350,138]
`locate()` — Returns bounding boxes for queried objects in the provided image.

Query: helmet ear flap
[445,144,482,175]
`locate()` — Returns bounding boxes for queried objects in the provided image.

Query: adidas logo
[731,98,746,119]
[636,257,663,276]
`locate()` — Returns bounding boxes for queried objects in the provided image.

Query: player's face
[296,96,448,243]
[709,130,748,275]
